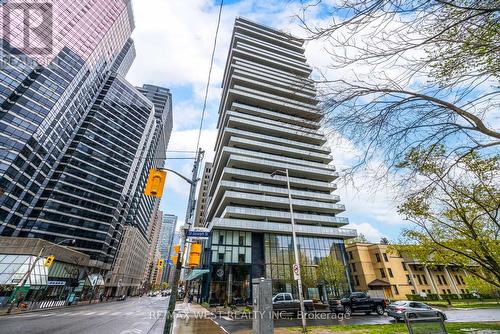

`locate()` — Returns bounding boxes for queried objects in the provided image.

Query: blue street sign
[186,231,210,238]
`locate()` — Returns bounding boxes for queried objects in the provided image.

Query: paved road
[0,296,169,334]
[214,308,500,334]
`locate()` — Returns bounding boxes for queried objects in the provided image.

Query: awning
[185,269,209,281]
[367,279,391,288]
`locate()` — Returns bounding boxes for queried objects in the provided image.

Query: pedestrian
[16,294,24,308]
[99,294,104,302]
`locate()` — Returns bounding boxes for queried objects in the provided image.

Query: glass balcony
[220,206,349,226]
[207,218,356,239]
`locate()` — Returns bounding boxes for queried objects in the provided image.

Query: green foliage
[430,1,500,84]
[317,255,348,298]
[463,275,499,296]
[346,233,368,244]
[396,147,500,288]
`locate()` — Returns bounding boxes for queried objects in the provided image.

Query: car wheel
[407,313,417,319]
[344,306,352,316]
[375,305,385,315]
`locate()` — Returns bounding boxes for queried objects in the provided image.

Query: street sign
[48,280,66,286]
[292,263,300,281]
[186,227,210,239]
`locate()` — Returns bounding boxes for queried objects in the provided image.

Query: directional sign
[293,263,300,281]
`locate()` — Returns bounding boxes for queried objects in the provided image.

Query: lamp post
[163,148,203,334]
[7,238,75,314]
[271,169,307,333]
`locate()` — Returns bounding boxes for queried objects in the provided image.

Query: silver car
[386,301,446,321]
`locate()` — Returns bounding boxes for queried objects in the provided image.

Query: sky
[125,0,408,242]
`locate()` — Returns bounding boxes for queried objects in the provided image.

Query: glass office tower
[0,1,168,270]
[203,18,356,305]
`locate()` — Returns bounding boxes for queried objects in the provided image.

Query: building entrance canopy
[185,269,209,281]
[0,255,48,286]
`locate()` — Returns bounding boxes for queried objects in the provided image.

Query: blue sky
[125,0,408,242]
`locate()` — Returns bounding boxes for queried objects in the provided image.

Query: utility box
[252,278,273,334]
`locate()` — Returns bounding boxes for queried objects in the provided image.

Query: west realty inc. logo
[2,1,53,56]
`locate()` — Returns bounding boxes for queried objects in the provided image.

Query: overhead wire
[194,0,224,155]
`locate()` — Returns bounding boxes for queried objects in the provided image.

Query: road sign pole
[284,169,307,333]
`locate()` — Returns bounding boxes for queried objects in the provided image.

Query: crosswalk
[11,310,153,319]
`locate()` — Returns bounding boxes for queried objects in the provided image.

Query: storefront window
[264,234,347,302]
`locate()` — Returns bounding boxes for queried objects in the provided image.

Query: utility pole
[271,169,307,332]
[163,148,204,334]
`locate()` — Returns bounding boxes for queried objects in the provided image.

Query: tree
[318,255,348,298]
[463,276,499,297]
[380,237,390,245]
[394,146,500,288]
[297,251,318,299]
[297,1,499,180]
[346,233,368,244]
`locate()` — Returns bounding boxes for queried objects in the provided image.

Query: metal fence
[405,310,447,334]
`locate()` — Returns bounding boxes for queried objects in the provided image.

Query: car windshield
[391,301,407,305]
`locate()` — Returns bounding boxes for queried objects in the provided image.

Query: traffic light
[144,168,167,198]
[188,243,202,268]
[172,244,181,266]
[157,258,164,269]
[44,255,55,268]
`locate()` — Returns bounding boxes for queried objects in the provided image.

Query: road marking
[211,319,230,334]
[83,312,96,316]
[54,312,70,316]
[221,316,233,321]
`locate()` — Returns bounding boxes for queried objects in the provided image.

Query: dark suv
[329,292,386,315]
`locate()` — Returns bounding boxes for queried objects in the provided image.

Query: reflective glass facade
[0,0,134,235]
[0,1,169,270]
[33,74,156,267]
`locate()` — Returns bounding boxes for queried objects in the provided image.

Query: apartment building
[194,162,213,227]
[346,243,472,300]
[202,18,355,305]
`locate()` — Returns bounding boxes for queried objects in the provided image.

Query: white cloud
[348,222,384,242]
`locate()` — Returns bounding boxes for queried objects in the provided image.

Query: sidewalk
[172,302,226,334]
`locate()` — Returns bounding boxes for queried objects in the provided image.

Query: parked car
[272,293,314,316]
[386,301,447,321]
[329,292,386,315]
[117,295,126,301]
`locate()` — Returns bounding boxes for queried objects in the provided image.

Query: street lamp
[271,169,307,333]
[7,238,75,313]
[161,148,204,334]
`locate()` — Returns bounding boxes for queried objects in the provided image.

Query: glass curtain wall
[264,234,348,302]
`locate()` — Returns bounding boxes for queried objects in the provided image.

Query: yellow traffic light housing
[157,258,164,269]
[173,245,180,254]
[44,255,55,268]
[188,243,202,268]
[144,168,167,198]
